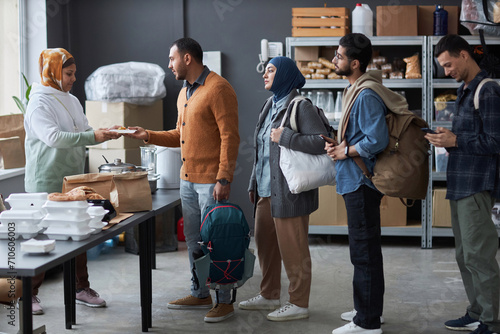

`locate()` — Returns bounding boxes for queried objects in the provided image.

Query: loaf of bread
[300,67,315,75]
[48,189,86,201]
[318,57,336,70]
[316,68,332,75]
[307,61,324,70]
[311,73,326,79]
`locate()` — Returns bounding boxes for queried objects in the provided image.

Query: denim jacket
[335,89,389,195]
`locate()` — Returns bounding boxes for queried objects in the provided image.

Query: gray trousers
[450,191,500,331]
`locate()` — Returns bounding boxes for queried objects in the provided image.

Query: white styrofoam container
[0,209,45,226]
[87,206,108,233]
[0,223,43,239]
[42,200,91,216]
[40,215,91,229]
[5,193,48,210]
[44,225,94,241]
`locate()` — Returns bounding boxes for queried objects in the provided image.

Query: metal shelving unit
[287,36,428,247]
[426,35,500,248]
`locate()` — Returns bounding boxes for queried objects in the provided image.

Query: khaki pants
[32,253,90,296]
[254,197,311,308]
[450,191,500,331]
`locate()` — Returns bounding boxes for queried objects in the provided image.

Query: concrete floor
[1,235,498,334]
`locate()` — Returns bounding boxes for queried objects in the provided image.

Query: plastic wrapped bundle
[85,62,166,105]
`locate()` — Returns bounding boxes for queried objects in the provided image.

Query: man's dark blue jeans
[343,185,384,330]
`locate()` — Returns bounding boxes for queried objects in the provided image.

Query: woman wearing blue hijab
[240,57,329,321]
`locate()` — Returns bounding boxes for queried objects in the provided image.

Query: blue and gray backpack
[193,201,255,304]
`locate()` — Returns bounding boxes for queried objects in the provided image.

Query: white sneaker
[238,294,280,310]
[267,302,309,322]
[341,309,385,324]
[332,322,382,334]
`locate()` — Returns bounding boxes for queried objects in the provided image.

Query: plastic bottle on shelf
[323,91,335,121]
[334,91,343,121]
[433,5,448,36]
[352,3,373,36]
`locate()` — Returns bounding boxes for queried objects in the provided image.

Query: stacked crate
[292,7,350,37]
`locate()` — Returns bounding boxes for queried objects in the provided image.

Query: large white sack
[85,61,166,105]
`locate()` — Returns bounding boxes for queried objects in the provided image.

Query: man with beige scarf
[325,33,394,334]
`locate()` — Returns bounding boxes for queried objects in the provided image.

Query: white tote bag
[278,97,336,194]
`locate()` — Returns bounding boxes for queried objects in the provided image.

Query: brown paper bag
[62,173,114,199]
[0,136,25,169]
[110,171,152,213]
[0,114,25,147]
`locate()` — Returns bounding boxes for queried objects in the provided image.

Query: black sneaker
[445,312,480,331]
[471,323,498,334]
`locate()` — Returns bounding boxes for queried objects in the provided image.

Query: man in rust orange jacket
[126,37,239,323]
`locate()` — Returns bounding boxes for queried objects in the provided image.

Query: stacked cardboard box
[432,188,451,227]
[376,5,459,36]
[86,100,164,172]
[310,185,407,227]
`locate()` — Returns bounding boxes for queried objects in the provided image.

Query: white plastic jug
[352,3,373,37]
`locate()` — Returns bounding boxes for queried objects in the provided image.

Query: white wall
[22,0,47,86]
[0,0,20,115]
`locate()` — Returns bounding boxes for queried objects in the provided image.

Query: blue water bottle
[433,5,448,36]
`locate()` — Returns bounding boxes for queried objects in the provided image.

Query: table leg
[63,258,76,329]
[139,217,153,331]
[151,216,156,269]
[21,276,32,334]
[71,258,76,324]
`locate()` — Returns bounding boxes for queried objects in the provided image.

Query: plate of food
[110,127,136,134]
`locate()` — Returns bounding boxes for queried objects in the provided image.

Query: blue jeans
[180,179,231,304]
[343,185,384,329]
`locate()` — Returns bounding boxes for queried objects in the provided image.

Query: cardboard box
[295,46,320,61]
[310,185,347,226]
[88,148,141,173]
[432,188,452,227]
[380,196,407,226]
[294,46,337,62]
[418,6,460,35]
[376,6,418,36]
[310,185,407,226]
[85,100,163,149]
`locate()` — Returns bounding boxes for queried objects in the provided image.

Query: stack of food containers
[41,200,94,241]
[0,193,48,239]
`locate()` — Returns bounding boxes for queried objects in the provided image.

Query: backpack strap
[341,107,373,179]
[474,78,497,110]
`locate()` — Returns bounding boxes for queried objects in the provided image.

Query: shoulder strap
[279,95,306,132]
[290,96,307,132]
[340,102,372,179]
[474,78,497,110]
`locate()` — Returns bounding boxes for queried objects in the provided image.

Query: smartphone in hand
[320,134,338,145]
[421,128,437,134]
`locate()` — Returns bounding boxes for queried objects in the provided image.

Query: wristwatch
[217,179,229,186]
[344,145,349,157]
